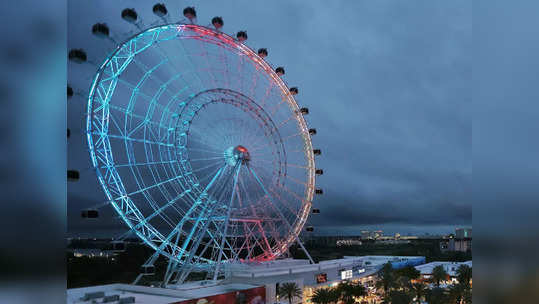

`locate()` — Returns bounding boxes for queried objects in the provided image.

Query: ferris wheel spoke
[276,113,296,130]
[190,156,225,162]
[99,159,178,169]
[247,166,294,229]
[269,98,288,117]
[284,174,309,187]
[177,163,241,280]
[191,159,225,174]
[186,136,223,153]
[275,182,311,211]
[167,164,228,263]
[256,220,274,258]
[194,37,219,89]
[187,146,223,155]
[173,38,207,91]
[130,189,192,232]
[269,187,299,218]
[282,131,303,143]
[96,132,174,148]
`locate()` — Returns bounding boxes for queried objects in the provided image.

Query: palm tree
[447,284,463,304]
[396,275,412,291]
[411,282,426,304]
[462,288,472,304]
[395,265,421,281]
[376,262,396,293]
[310,287,339,304]
[431,265,448,287]
[456,265,472,289]
[278,282,302,304]
[336,281,367,304]
[426,287,447,304]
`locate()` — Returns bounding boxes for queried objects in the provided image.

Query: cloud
[68,0,471,236]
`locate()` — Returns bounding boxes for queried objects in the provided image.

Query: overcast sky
[67,0,471,237]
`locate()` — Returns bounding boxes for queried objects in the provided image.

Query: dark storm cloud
[68,0,470,235]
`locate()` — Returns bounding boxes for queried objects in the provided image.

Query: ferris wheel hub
[224,145,250,166]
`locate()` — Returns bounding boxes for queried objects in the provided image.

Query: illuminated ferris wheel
[85,6,322,284]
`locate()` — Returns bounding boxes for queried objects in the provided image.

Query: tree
[396,275,412,291]
[447,284,463,304]
[462,288,472,304]
[376,262,396,293]
[426,287,447,304]
[386,290,413,304]
[395,265,421,281]
[310,287,339,304]
[456,265,472,289]
[336,281,367,304]
[411,283,426,304]
[431,265,448,287]
[278,282,302,304]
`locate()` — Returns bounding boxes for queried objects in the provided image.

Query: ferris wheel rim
[86,22,316,264]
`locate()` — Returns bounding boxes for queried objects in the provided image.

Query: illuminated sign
[352,265,366,274]
[341,269,353,280]
[316,273,327,284]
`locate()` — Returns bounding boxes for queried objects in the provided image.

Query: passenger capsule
[153,3,168,17]
[211,16,224,30]
[91,23,109,38]
[275,67,285,76]
[309,128,317,135]
[121,8,138,23]
[257,48,268,58]
[315,188,324,195]
[312,208,321,214]
[68,49,87,64]
[236,31,248,42]
[306,226,314,232]
[290,87,299,95]
[67,170,80,181]
[183,7,196,21]
[313,149,321,156]
[315,169,324,175]
[300,107,309,115]
[81,209,99,218]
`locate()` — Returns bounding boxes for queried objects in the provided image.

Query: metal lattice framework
[87,24,315,282]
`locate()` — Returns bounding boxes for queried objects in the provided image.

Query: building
[415,261,472,285]
[68,248,118,258]
[455,228,472,239]
[67,256,426,304]
[67,282,265,304]
[440,228,472,253]
[359,230,384,240]
[360,230,371,240]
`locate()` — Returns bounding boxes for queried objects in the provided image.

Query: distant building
[360,231,371,240]
[456,228,472,239]
[69,248,118,258]
[440,228,472,253]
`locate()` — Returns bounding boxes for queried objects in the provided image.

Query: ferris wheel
[85,6,322,284]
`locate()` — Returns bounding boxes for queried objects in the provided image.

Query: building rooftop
[67,282,261,304]
[415,261,472,277]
